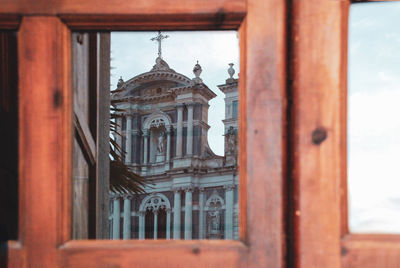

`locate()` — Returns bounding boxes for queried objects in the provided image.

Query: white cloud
[348,78,400,233]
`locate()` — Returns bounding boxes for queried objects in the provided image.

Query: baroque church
[109,32,239,240]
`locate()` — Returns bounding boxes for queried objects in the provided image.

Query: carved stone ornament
[193,61,202,78]
[150,118,166,128]
[184,186,193,193]
[192,61,203,83]
[224,184,235,191]
[157,131,165,153]
[117,76,124,89]
[151,56,173,72]
[206,190,224,238]
[208,210,221,235]
[144,195,168,212]
[228,63,235,78]
[225,126,237,154]
[206,190,224,209]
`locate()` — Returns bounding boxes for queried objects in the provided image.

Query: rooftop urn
[228,63,235,78]
[192,61,203,83]
[117,76,124,88]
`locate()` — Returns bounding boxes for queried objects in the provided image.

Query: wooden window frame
[0,0,287,267]
[2,0,399,267]
[290,0,400,267]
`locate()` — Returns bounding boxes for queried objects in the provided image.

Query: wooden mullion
[340,0,350,238]
[17,16,71,267]
[93,33,111,239]
[291,0,349,267]
[244,0,287,267]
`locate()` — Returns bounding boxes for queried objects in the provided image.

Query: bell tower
[218,63,239,163]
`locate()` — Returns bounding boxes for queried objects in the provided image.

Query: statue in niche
[208,210,221,236]
[225,126,237,155]
[157,131,165,154]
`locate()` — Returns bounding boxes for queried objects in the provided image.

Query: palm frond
[110,159,148,194]
[109,111,148,194]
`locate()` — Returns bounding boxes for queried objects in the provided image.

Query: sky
[110,31,239,156]
[348,2,400,233]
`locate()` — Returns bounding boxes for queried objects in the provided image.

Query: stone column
[199,187,205,239]
[173,189,181,239]
[184,187,193,240]
[186,103,194,156]
[176,104,184,157]
[125,114,132,164]
[116,116,122,155]
[138,211,145,240]
[153,210,158,240]
[166,208,171,240]
[166,127,171,162]
[149,130,155,163]
[112,195,121,240]
[122,195,131,240]
[143,130,149,165]
[224,185,235,239]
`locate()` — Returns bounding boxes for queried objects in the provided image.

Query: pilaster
[224,184,235,239]
[176,104,184,158]
[184,187,193,240]
[173,188,181,239]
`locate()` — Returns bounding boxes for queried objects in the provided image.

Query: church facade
[109,34,238,240]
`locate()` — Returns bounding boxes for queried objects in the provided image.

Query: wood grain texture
[94,33,111,239]
[7,0,285,267]
[339,0,350,238]
[17,16,71,267]
[74,101,96,165]
[290,0,349,267]
[6,242,24,268]
[61,13,245,30]
[244,0,287,267]
[238,17,247,245]
[0,14,20,30]
[0,0,245,30]
[342,235,400,268]
[60,240,247,268]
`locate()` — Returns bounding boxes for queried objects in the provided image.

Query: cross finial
[151,31,169,59]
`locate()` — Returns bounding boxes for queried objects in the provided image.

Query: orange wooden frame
[290,0,400,268]
[3,0,400,267]
[1,0,288,267]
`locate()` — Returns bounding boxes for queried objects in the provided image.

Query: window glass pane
[232,100,238,119]
[0,31,18,242]
[348,2,400,233]
[72,31,240,240]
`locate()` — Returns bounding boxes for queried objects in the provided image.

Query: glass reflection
[71,31,240,239]
[109,31,239,240]
[348,3,400,233]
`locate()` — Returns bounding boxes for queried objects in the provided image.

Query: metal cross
[151,31,169,59]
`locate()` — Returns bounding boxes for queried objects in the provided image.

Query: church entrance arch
[139,193,171,239]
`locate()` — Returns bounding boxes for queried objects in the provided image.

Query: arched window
[139,193,171,239]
